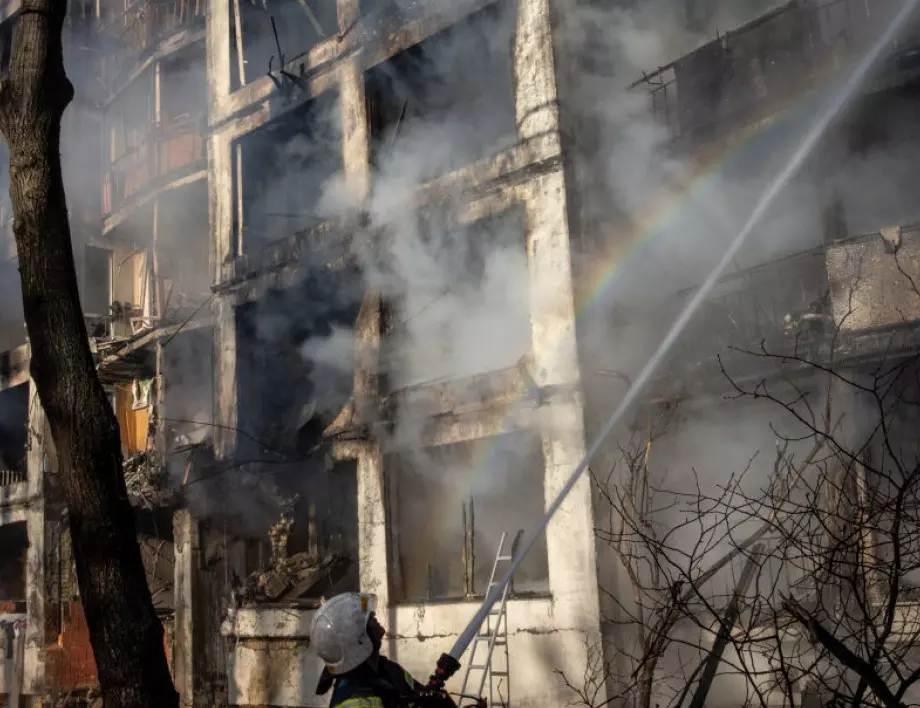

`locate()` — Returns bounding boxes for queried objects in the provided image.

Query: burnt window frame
[231,88,344,257]
[385,430,551,605]
[82,245,114,319]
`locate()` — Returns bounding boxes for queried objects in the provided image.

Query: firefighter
[311,592,458,708]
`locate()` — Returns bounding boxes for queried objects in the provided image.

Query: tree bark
[0,2,178,706]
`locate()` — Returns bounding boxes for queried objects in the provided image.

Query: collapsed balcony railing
[102,114,206,214]
[632,0,920,141]
[100,0,205,64]
[0,468,26,486]
[674,247,831,360]
[607,248,832,384]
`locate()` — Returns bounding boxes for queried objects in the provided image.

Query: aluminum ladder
[459,530,521,707]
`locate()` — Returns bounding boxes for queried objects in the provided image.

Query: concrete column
[23,376,45,696]
[173,509,202,708]
[337,0,359,38]
[213,296,238,460]
[334,16,387,610]
[205,0,232,122]
[338,58,371,204]
[525,165,607,699]
[355,444,388,604]
[514,0,561,141]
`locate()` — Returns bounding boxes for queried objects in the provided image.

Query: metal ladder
[459,531,521,707]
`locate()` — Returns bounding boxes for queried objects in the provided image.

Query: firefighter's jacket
[317,656,457,708]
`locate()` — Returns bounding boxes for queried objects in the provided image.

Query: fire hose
[422,0,920,701]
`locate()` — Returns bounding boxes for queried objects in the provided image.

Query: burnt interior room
[234,265,362,460]
[229,0,338,90]
[824,82,920,237]
[234,90,343,253]
[383,205,531,388]
[81,245,113,321]
[0,383,28,474]
[159,45,207,127]
[234,267,362,596]
[385,430,549,603]
[135,507,176,610]
[0,522,27,603]
[364,0,517,180]
[275,459,360,597]
[163,328,214,452]
[157,182,211,309]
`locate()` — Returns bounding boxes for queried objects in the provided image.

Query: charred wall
[234,266,362,460]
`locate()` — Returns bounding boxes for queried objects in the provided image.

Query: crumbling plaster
[206,0,606,704]
[826,225,920,333]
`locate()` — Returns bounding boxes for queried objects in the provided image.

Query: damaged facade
[1,0,920,706]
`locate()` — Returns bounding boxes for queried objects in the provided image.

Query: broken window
[387,430,549,603]
[104,68,156,212]
[157,47,207,178]
[830,86,920,236]
[0,522,27,603]
[0,384,27,482]
[235,266,362,459]
[383,205,531,389]
[365,1,517,181]
[136,509,176,611]
[260,459,360,600]
[233,90,343,254]
[229,0,337,91]
[156,182,211,311]
[164,328,214,452]
[81,246,113,319]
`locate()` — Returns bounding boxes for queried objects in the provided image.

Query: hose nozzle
[426,653,461,691]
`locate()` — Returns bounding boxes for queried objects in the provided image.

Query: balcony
[102,115,205,216]
[0,467,25,487]
[626,249,832,386]
[101,0,205,71]
[634,0,920,144]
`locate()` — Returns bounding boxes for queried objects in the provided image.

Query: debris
[131,379,153,410]
[123,451,175,508]
[250,552,350,603]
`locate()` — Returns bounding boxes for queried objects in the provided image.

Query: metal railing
[632,0,917,141]
[0,468,26,486]
[101,0,205,60]
[662,248,831,367]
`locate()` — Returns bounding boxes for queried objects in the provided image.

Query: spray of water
[449,0,920,662]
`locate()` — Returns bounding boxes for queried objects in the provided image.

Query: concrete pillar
[514,0,561,141]
[213,297,238,460]
[23,376,45,696]
[338,58,371,205]
[333,0,386,610]
[515,0,606,697]
[205,0,232,122]
[173,509,202,708]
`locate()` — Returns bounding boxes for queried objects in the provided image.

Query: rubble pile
[243,551,350,603]
[124,451,175,508]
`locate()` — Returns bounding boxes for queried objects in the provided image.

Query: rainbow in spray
[403,37,884,602]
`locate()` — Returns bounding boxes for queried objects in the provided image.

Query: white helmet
[310,592,378,675]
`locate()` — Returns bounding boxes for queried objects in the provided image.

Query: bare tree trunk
[0,2,178,706]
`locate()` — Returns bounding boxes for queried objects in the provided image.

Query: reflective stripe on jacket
[329,656,421,708]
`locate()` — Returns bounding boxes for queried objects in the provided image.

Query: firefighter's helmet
[310,592,378,675]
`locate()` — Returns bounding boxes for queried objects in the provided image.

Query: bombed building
[2,0,920,706]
